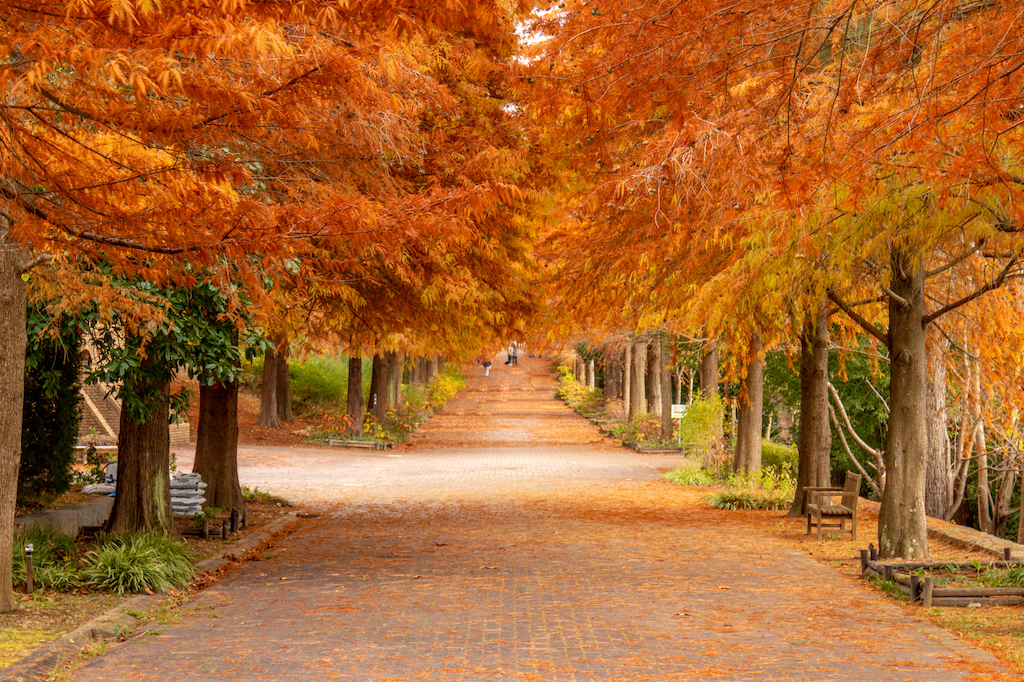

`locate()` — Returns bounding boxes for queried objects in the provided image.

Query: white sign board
[671,404,686,419]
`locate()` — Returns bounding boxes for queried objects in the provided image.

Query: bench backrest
[841,471,862,510]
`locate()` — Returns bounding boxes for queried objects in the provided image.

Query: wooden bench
[805,471,861,541]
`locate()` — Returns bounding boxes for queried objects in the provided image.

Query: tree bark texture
[0,234,28,612]
[386,351,401,409]
[733,353,764,475]
[192,380,244,513]
[647,340,662,417]
[700,343,719,398]
[924,331,950,518]
[878,246,930,560]
[275,338,292,423]
[788,313,833,517]
[346,356,364,437]
[659,336,673,439]
[604,351,616,402]
[587,359,596,388]
[108,354,173,535]
[368,353,387,422]
[629,339,646,420]
[258,342,281,429]
[622,344,632,411]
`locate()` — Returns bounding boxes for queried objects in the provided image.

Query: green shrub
[706,468,795,511]
[761,440,798,478]
[36,563,82,590]
[20,305,82,505]
[555,366,603,415]
[427,365,466,408]
[12,525,78,587]
[706,489,766,510]
[82,533,195,594]
[288,354,354,411]
[663,461,717,486]
[677,392,725,453]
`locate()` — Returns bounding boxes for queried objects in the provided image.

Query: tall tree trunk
[878,246,930,560]
[257,342,280,429]
[0,234,29,612]
[192,380,244,513]
[108,352,172,535]
[924,331,950,518]
[368,353,387,422]
[386,351,401,409]
[604,350,616,402]
[734,351,764,475]
[629,339,646,420]
[660,336,673,439]
[622,344,632,411]
[647,339,662,417]
[788,312,833,517]
[587,359,596,388]
[346,356,364,437]
[275,338,292,423]
[700,343,719,398]
[428,355,439,383]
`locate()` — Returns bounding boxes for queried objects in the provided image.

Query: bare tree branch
[828,290,889,348]
[923,258,1019,325]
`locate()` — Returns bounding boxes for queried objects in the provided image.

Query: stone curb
[0,512,301,682]
[858,498,1024,560]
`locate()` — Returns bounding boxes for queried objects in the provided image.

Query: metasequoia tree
[0,0,529,612]
[526,0,1024,559]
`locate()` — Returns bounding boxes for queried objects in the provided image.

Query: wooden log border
[860,550,1024,607]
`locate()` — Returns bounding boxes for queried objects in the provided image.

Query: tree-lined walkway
[75,358,1012,680]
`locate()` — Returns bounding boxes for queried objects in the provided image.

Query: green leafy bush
[82,533,195,594]
[760,440,798,478]
[677,392,725,458]
[20,304,82,505]
[288,354,354,411]
[12,525,78,587]
[663,461,717,486]
[36,563,82,590]
[706,469,795,511]
[555,366,603,415]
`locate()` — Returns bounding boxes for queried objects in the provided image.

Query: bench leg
[851,512,857,542]
[816,509,823,541]
[806,513,812,535]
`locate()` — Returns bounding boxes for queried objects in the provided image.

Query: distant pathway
[74,358,1011,681]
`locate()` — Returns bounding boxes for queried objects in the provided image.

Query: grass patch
[242,486,293,507]
[705,469,795,511]
[663,461,717,487]
[81,533,195,595]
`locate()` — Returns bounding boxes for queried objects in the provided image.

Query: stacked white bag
[170,472,207,515]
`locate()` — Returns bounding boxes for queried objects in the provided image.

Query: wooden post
[910,573,921,603]
[922,577,933,608]
[860,549,870,575]
[1005,547,1012,561]
[884,565,894,581]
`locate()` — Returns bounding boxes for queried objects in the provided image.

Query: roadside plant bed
[325,438,393,451]
[861,549,1024,607]
[1,490,296,667]
[632,443,684,454]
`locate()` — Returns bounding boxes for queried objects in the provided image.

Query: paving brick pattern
[72,359,1012,681]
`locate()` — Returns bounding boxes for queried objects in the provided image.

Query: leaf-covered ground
[58,357,1020,681]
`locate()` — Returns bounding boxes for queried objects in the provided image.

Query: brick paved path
[72,358,1012,681]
